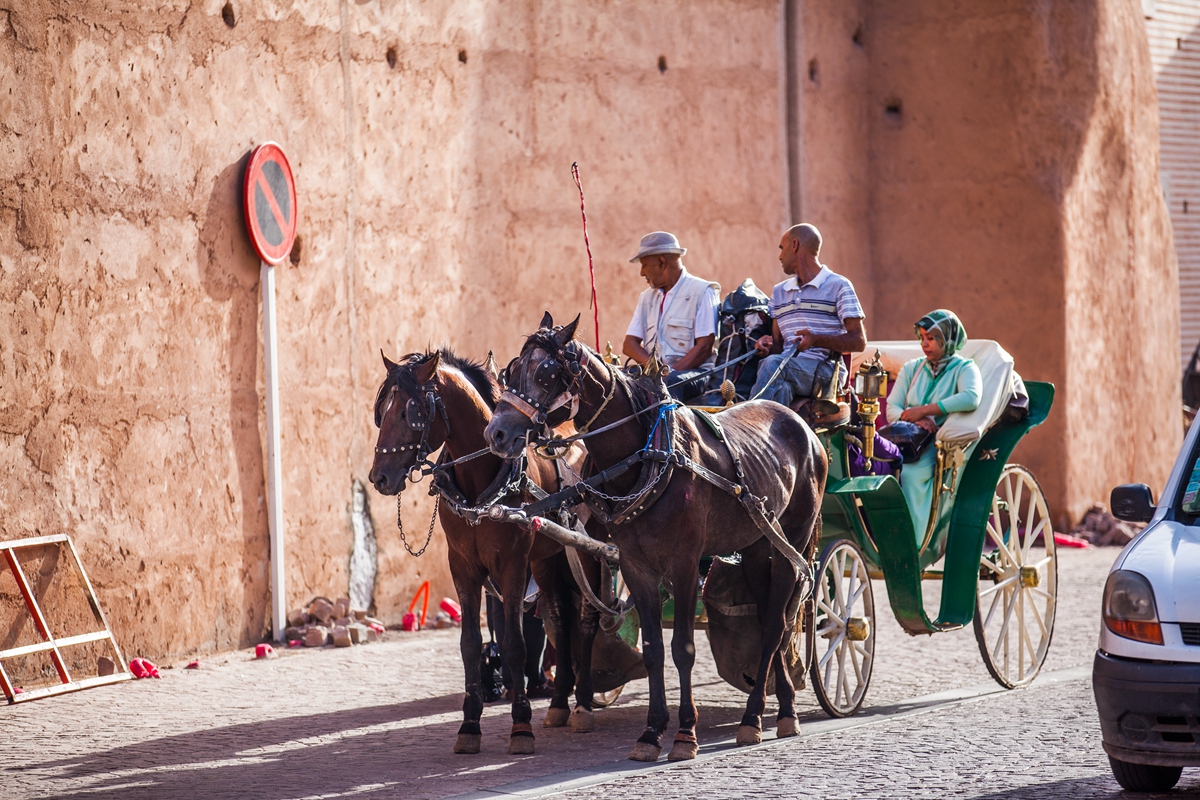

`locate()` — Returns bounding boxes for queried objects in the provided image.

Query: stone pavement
[2,547,1195,799]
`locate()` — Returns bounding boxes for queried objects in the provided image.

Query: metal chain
[398,493,440,557]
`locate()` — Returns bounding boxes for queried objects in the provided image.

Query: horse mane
[378,348,501,423]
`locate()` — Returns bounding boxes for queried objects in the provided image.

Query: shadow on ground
[13,690,769,800]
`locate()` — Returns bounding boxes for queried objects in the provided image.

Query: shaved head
[786,223,822,257]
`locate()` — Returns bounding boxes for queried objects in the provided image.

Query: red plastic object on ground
[1053,532,1091,549]
[255,643,275,659]
[287,639,303,648]
[129,658,160,679]
[403,581,431,631]
[184,661,200,670]
[439,597,462,622]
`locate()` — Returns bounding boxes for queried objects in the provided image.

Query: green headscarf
[915,309,967,374]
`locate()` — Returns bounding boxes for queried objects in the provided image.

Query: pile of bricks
[1069,503,1143,547]
[284,597,386,648]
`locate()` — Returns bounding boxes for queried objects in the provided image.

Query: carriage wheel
[810,539,876,718]
[973,464,1057,689]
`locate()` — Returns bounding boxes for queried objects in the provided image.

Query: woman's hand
[899,403,941,430]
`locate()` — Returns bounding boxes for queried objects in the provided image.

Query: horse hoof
[628,742,662,762]
[454,734,481,754]
[667,740,698,761]
[508,735,535,755]
[570,707,595,733]
[736,725,762,746]
[776,717,799,738]
[543,707,570,728]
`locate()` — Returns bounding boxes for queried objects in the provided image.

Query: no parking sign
[242,142,296,641]
[243,143,297,264]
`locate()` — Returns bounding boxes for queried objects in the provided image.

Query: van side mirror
[1111,484,1155,523]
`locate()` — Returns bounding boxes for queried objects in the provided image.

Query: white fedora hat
[629,231,687,263]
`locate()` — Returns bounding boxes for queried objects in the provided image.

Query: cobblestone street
[3,547,1197,799]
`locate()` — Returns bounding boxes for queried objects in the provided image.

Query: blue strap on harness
[643,402,679,452]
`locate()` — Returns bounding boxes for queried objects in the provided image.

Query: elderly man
[751,224,867,407]
[623,231,720,401]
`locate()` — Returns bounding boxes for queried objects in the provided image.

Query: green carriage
[670,338,1057,718]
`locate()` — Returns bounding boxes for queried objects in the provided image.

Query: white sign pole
[261,259,286,642]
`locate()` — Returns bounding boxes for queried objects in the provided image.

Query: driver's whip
[571,162,601,350]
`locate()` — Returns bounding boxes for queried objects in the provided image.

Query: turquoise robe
[885,356,982,543]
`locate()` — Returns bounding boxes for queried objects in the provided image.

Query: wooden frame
[0,534,130,703]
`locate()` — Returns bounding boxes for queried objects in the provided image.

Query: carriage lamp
[854,352,888,472]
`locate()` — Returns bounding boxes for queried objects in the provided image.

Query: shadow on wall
[196,153,271,648]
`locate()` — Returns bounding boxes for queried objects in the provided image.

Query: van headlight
[1103,570,1163,645]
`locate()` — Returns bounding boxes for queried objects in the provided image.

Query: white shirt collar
[784,265,831,292]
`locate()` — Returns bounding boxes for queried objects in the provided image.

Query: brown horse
[484,314,827,762]
[367,348,604,755]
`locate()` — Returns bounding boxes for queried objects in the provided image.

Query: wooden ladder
[0,533,130,703]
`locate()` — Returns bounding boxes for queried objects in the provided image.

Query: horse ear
[413,351,441,384]
[539,311,554,330]
[555,314,581,347]
[381,350,399,371]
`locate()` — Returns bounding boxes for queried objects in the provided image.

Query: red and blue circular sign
[243,143,298,265]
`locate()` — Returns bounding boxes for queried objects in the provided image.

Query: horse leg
[500,571,535,755]
[624,564,669,762]
[531,557,572,728]
[570,552,602,732]
[666,559,701,761]
[740,549,800,745]
[453,574,485,754]
[773,647,799,738]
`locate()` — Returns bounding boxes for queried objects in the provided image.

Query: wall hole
[808,58,818,82]
[1185,200,1190,213]
[884,99,902,120]
[221,1,236,28]
[1178,37,1184,49]
[386,46,397,69]
[853,24,864,46]
[658,55,668,73]
[458,49,468,64]
[289,234,302,266]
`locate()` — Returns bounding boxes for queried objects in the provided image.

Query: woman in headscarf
[885,310,982,543]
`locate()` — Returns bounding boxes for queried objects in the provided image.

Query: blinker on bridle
[499,341,584,428]
[374,374,447,485]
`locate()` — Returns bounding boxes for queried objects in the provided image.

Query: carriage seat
[850,340,1025,448]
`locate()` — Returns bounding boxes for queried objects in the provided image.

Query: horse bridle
[499,340,585,430]
[374,373,451,484]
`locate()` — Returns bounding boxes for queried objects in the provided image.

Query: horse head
[368,350,446,495]
[485,312,583,459]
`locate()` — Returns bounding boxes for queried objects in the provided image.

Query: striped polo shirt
[770,266,864,361]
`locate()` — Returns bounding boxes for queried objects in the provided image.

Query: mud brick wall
[0,0,1179,658]
[0,0,789,659]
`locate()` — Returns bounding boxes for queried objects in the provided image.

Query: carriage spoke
[991,587,1019,664]
[982,582,1005,628]
[980,555,1004,575]
[819,631,845,670]
[978,575,1017,599]
[1026,591,1048,638]
[986,521,1018,567]
[1028,586,1055,601]
[1022,486,1041,561]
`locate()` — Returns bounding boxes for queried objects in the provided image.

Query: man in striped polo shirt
[750,224,867,407]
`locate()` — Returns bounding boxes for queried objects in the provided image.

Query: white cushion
[850,340,1018,446]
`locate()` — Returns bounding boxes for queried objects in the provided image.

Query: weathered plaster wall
[0,0,789,658]
[798,0,1180,528]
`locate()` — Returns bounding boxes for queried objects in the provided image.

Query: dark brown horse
[367,348,605,755]
[484,314,827,762]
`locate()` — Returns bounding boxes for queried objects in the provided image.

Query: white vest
[636,271,720,368]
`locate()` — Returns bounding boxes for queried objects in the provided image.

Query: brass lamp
[854,351,888,472]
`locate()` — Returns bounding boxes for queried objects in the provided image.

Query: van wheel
[1107,757,1182,792]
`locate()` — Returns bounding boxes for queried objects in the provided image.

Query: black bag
[480,638,504,702]
[879,420,934,463]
